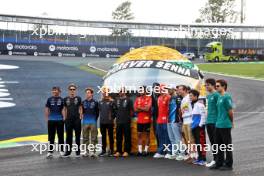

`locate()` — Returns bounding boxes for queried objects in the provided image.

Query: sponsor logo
[6,43,13,50]
[56,46,78,51]
[8,51,12,55]
[8,44,37,50]
[106,54,110,58]
[49,45,56,52]
[90,46,96,53]
[89,46,119,53]
[58,52,62,57]
[82,53,86,58]
[49,45,78,52]
[34,52,38,56]
[38,52,52,56]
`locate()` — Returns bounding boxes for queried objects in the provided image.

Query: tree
[196,0,238,23]
[111,1,134,36]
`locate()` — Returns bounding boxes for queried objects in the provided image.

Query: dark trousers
[116,123,131,153]
[100,123,114,152]
[156,124,170,155]
[206,124,217,161]
[152,116,159,146]
[192,126,206,161]
[48,120,64,153]
[215,128,233,167]
[65,119,81,154]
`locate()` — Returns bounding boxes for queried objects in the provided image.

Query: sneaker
[75,153,81,158]
[193,160,206,166]
[153,153,165,159]
[192,159,200,165]
[219,166,233,171]
[142,151,149,157]
[164,154,172,159]
[167,154,177,160]
[90,153,98,158]
[176,155,185,161]
[108,151,114,157]
[61,153,71,158]
[113,152,121,157]
[99,151,107,157]
[190,152,197,159]
[209,164,221,170]
[82,152,89,157]
[122,152,129,157]
[137,152,143,157]
[206,160,216,168]
[183,155,191,161]
[59,152,65,157]
[46,152,53,159]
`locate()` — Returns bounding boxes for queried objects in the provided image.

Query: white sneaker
[46,152,53,159]
[190,152,197,159]
[82,152,89,157]
[183,155,191,161]
[59,152,65,157]
[153,153,165,158]
[164,154,172,159]
[167,154,177,160]
[90,153,98,158]
[176,155,185,161]
[206,160,216,167]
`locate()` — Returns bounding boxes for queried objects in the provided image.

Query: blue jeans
[167,123,184,155]
[156,124,171,155]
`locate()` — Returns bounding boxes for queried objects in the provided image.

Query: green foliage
[111,1,134,36]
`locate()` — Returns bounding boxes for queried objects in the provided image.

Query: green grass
[198,63,264,79]
[78,65,106,77]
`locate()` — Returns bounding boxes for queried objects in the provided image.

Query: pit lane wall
[0,42,137,58]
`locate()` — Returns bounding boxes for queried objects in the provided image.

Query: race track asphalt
[0,56,264,176]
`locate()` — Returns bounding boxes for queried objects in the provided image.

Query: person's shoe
[183,155,191,161]
[75,152,81,158]
[114,152,121,157]
[99,151,107,157]
[153,153,165,159]
[167,154,177,160]
[176,155,185,161]
[82,152,89,157]
[46,152,53,159]
[61,152,71,158]
[164,154,172,159]
[122,152,129,157]
[209,164,221,170]
[193,160,206,166]
[59,152,65,157]
[192,159,200,165]
[142,151,149,157]
[190,152,198,159]
[90,153,98,158]
[206,160,216,167]
[108,151,114,157]
[219,166,233,171]
[137,152,143,157]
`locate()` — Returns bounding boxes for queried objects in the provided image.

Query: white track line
[202,71,264,82]
[234,112,264,114]
[0,81,19,84]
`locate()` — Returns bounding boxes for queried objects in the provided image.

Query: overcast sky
[0,0,262,25]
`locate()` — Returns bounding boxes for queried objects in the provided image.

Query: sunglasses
[69,88,76,91]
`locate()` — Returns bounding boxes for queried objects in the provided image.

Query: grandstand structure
[0,14,264,58]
